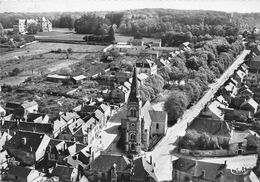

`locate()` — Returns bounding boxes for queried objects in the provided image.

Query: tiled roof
[229,130,250,144]
[187,117,231,137]
[90,154,131,172]
[8,166,32,178]
[149,110,167,123]
[172,157,196,173]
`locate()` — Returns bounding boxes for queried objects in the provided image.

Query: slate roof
[187,117,231,137]
[240,98,258,112]
[5,131,46,153]
[52,165,75,178]
[141,101,154,129]
[1,120,17,130]
[8,166,32,178]
[128,67,139,103]
[18,122,53,134]
[172,157,196,173]
[173,158,226,181]
[131,157,157,181]
[149,110,167,123]
[26,113,46,122]
[60,112,80,123]
[90,154,131,172]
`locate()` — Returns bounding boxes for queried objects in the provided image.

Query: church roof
[128,67,139,103]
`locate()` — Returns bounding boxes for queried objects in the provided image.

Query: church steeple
[128,67,139,103]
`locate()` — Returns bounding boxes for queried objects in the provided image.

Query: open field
[0,42,107,85]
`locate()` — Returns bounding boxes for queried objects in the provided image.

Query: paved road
[149,50,251,182]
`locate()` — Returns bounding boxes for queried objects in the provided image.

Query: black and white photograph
[0,0,260,181]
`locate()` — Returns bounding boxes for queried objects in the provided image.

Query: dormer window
[130,108,137,117]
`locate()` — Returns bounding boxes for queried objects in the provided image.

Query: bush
[9,68,21,76]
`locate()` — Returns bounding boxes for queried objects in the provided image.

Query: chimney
[22,137,27,145]
[201,170,205,179]
[150,156,153,165]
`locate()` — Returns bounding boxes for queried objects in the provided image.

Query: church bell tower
[124,67,142,154]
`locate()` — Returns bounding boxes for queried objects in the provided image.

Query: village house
[121,68,167,153]
[200,95,228,120]
[130,156,158,182]
[233,69,247,86]
[7,165,42,182]
[5,100,38,119]
[223,107,253,122]
[0,105,6,117]
[135,58,157,75]
[72,75,87,84]
[229,129,260,155]
[58,118,85,141]
[17,122,54,137]
[52,165,78,182]
[111,85,130,103]
[240,98,258,114]
[74,116,100,146]
[0,120,18,137]
[26,113,49,123]
[64,145,91,168]
[186,117,232,143]
[0,132,12,151]
[88,153,133,181]
[172,157,259,182]
[45,139,76,167]
[4,131,50,165]
[137,73,149,85]
[179,42,191,52]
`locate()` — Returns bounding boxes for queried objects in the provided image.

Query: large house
[13,17,52,33]
[135,58,157,75]
[172,157,259,182]
[4,131,50,165]
[121,68,167,153]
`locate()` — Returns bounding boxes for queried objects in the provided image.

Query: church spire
[128,67,139,103]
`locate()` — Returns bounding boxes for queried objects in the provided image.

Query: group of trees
[0,22,35,48]
[179,130,229,150]
[162,36,244,125]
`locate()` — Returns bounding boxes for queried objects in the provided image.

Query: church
[121,67,168,154]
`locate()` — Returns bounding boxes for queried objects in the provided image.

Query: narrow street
[149,50,251,182]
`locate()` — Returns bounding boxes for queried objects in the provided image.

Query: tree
[108,25,115,41]
[0,22,4,36]
[164,90,189,125]
[27,22,38,34]
[59,15,74,30]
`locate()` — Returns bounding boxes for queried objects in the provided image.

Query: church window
[131,123,135,127]
[130,133,136,140]
[130,108,137,117]
[156,123,159,129]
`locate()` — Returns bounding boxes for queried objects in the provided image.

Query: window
[156,123,159,129]
[130,133,136,140]
[130,108,137,117]
[131,123,135,127]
